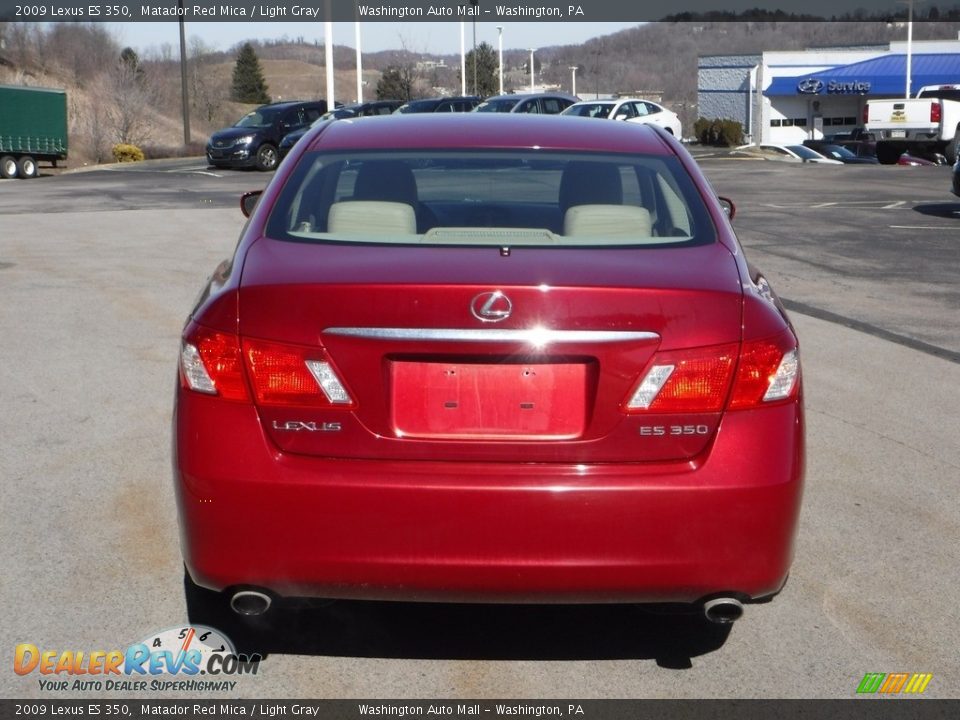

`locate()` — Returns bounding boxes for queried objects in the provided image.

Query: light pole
[471,0,478,94]
[355,17,362,103]
[460,23,466,96]
[324,0,334,107]
[906,0,915,98]
[897,0,925,98]
[496,26,504,95]
[528,48,537,92]
[568,66,578,96]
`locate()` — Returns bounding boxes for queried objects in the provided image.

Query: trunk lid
[237,238,743,462]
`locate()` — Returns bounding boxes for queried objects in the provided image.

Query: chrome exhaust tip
[703,597,744,624]
[230,590,272,616]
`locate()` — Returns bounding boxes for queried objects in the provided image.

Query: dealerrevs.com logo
[14,626,261,692]
[856,673,933,695]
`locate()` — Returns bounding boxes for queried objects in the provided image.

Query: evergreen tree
[119,47,145,83]
[231,42,270,104]
[376,66,414,101]
[461,42,499,97]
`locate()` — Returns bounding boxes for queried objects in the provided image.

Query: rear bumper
[174,390,805,604]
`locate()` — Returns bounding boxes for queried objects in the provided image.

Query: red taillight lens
[624,331,800,413]
[180,328,356,407]
[180,327,250,402]
[729,331,800,409]
[243,338,356,408]
[624,344,737,413]
[863,105,870,124]
[931,102,942,124]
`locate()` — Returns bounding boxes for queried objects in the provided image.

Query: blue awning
[766,54,960,97]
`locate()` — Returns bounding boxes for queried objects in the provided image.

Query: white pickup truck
[865,85,960,164]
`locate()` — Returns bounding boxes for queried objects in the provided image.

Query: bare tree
[4,23,40,69]
[102,58,155,146]
[188,37,225,124]
[42,23,118,85]
[82,83,111,163]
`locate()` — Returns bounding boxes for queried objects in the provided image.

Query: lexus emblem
[470,291,512,323]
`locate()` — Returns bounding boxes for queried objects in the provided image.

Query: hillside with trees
[2,20,959,164]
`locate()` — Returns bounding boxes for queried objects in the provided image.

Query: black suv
[474,93,578,114]
[395,96,481,113]
[206,100,327,171]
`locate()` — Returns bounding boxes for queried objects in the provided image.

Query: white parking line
[888,225,960,229]
[763,201,928,209]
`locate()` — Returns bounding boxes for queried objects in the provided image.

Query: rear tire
[876,142,902,165]
[946,132,960,165]
[255,144,279,172]
[0,155,18,179]
[17,156,38,179]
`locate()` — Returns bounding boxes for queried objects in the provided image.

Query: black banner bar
[2,700,959,720]
[3,0,960,23]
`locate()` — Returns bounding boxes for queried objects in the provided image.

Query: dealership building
[698,39,960,144]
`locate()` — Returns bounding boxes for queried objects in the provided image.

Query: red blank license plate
[391,361,587,439]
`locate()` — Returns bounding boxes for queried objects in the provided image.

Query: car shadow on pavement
[912,202,960,218]
[214,600,733,668]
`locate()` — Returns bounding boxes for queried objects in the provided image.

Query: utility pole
[177,0,190,144]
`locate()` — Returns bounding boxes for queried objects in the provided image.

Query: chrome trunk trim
[324,327,659,343]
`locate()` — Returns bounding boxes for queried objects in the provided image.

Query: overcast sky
[109,21,642,56]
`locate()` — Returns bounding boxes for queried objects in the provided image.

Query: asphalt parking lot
[1,155,958,699]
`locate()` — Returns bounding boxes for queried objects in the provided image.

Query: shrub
[140,141,208,160]
[112,144,145,163]
[694,118,744,147]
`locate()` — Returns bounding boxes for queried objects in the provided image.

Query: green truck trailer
[0,85,68,179]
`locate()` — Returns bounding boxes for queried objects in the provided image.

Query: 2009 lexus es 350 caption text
[174,113,804,632]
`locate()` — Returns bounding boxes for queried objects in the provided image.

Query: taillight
[863,105,869,124]
[624,331,799,413]
[931,102,942,124]
[728,332,800,408]
[180,328,356,408]
[624,344,737,413]
[243,338,356,408]
[180,327,250,402]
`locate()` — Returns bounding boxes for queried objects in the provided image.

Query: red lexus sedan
[174,114,804,629]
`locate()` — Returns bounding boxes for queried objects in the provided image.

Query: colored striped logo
[857,673,933,694]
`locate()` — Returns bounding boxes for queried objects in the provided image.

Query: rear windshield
[265,151,716,248]
[564,103,614,118]
[918,88,960,102]
[396,100,439,113]
[475,99,519,113]
[235,107,282,128]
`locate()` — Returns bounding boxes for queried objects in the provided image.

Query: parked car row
[208,93,684,171]
[747,140,950,166]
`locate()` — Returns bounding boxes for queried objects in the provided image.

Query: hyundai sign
[797,78,872,95]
